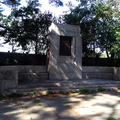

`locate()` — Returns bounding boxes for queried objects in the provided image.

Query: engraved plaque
[59,36,72,56]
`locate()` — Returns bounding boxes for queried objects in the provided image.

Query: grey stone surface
[82,66,114,73]
[82,66,114,79]
[0,100,30,120]
[0,91,120,120]
[0,70,17,80]
[0,70,18,91]
[0,66,47,92]
[0,66,46,74]
[114,67,120,80]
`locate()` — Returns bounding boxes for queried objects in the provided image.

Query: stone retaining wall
[0,66,46,92]
[82,66,114,79]
[0,66,120,92]
[0,65,46,72]
[114,67,120,80]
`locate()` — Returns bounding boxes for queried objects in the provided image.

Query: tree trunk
[106,50,110,58]
[35,42,38,55]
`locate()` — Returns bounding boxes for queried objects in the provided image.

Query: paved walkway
[0,91,120,120]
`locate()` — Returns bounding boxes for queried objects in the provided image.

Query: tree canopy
[0,0,120,58]
[0,0,52,54]
[63,0,120,58]
[49,0,63,7]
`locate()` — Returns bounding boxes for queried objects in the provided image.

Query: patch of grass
[34,88,42,91]
[57,90,64,94]
[33,98,40,103]
[46,90,54,95]
[65,105,71,107]
[108,116,115,120]
[79,89,90,94]
[38,103,42,106]
[65,91,72,95]
[79,88,107,94]
[33,92,39,96]
[89,89,96,93]
[44,87,112,95]
[97,87,106,92]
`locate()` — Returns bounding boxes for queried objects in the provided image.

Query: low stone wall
[114,67,120,80]
[0,66,120,92]
[82,66,114,79]
[0,66,46,92]
[0,65,46,72]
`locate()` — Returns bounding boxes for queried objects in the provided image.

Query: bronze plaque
[59,36,72,56]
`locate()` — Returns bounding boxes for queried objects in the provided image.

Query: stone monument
[48,23,82,80]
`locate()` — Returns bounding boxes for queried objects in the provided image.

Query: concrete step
[18,80,120,88]
[9,86,119,95]
[9,79,120,95]
[17,84,120,90]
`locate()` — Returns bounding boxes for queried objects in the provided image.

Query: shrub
[79,89,90,94]
[98,87,106,92]
[57,91,64,94]
[108,116,115,120]
[46,90,54,95]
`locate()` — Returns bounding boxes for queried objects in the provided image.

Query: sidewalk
[0,91,120,120]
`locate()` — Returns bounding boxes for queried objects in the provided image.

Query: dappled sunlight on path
[0,91,120,120]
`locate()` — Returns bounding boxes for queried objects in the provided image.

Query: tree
[48,0,63,7]
[0,0,21,11]
[90,1,120,58]
[0,0,21,52]
[63,0,97,57]
[63,0,120,58]
[113,18,120,58]
[1,0,52,54]
[0,0,20,5]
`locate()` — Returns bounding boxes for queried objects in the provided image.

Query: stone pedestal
[48,23,82,80]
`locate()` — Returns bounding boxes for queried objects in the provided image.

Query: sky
[0,0,79,53]
[2,0,79,16]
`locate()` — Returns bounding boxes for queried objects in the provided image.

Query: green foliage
[38,103,42,106]
[108,116,115,120]
[65,91,72,95]
[97,87,106,92]
[0,0,52,54]
[57,90,64,94]
[79,88,107,94]
[79,89,90,94]
[33,98,40,103]
[34,88,42,91]
[46,90,54,95]
[63,0,120,58]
